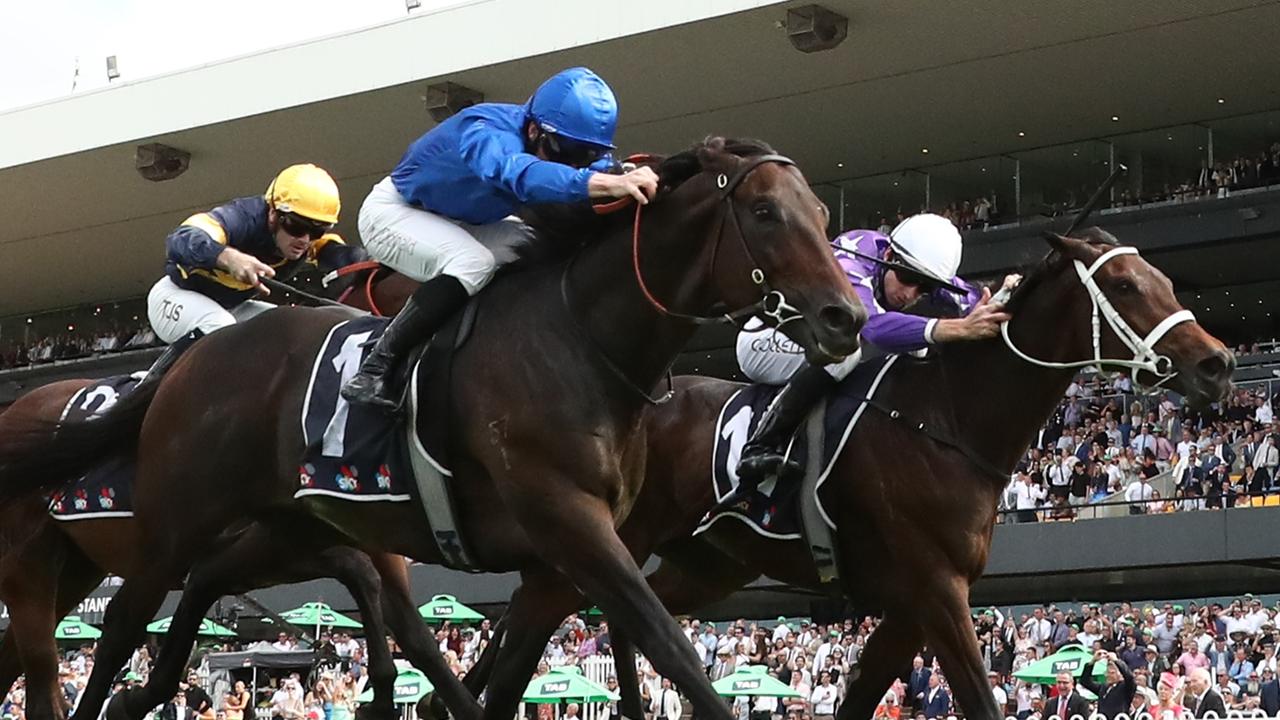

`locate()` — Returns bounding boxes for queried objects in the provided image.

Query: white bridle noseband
[999,246,1196,392]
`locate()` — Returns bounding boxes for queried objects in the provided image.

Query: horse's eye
[1115,278,1137,294]
[753,203,777,221]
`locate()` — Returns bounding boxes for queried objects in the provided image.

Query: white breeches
[735,319,860,385]
[146,276,274,344]
[358,177,534,295]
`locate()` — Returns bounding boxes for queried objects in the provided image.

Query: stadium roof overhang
[3,0,1280,315]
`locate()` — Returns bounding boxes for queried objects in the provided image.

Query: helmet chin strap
[999,246,1196,393]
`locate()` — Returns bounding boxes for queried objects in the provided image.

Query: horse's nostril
[1196,352,1231,382]
[818,304,863,340]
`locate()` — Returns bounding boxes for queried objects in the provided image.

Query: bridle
[998,245,1196,392]
[624,153,805,329]
[562,152,808,403]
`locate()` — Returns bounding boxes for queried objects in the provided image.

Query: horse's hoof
[427,691,453,717]
[419,694,450,720]
[355,702,398,720]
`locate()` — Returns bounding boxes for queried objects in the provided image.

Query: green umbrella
[277,602,362,636]
[147,616,237,637]
[417,594,484,623]
[712,666,800,697]
[1013,643,1106,685]
[357,667,434,705]
[578,606,605,618]
[55,616,102,641]
[522,667,619,703]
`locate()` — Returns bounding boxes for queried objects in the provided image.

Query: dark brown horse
[0,139,864,720]
[466,230,1234,720]
[0,380,407,720]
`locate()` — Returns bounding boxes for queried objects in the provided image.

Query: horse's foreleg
[372,553,482,720]
[70,570,172,720]
[514,492,732,720]
[918,575,1001,720]
[609,627,645,720]
[835,612,924,720]
[477,570,585,720]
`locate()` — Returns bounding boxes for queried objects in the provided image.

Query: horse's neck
[941,293,1086,484]
[568,203,721,396]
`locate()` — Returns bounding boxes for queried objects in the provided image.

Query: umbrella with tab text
[55,616,102,641]
[357,667,434,704]
[417,594,484,623]
[146,616,237,637]
[711,666,800,697]
[522,667,619,703]
[1013,643,1107,686]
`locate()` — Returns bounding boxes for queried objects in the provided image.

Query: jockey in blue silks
[343,67,658,407]
[713,213,1020,512]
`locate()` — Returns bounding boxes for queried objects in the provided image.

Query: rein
[322,260,387,317]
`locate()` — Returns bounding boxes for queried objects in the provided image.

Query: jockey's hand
[588,166,659,205]
[1001,273,1023,293]
[217,247,276,293]
[932,287,1011,342]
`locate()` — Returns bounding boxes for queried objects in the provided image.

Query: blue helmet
[526,67,618,149]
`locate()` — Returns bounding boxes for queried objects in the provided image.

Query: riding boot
[341,275,469,409]
[712,363,837,514]
[139,329,205,385]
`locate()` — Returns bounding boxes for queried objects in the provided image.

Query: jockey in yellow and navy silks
[342,67,659,408]
[145,164,362,375]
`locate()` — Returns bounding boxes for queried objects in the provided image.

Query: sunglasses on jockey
[538,129,609,168]
[277,212,333,241]
[848,249,967,295]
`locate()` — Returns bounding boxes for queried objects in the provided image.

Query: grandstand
[6,3,1280,719]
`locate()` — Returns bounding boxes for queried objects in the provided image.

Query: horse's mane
[508,137,778,270]
[1002,226,1120,315]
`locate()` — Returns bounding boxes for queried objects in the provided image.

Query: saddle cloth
[48,373,145,521]
[698,355,899,539]
[295,316,423,503]
[294,314,476,569]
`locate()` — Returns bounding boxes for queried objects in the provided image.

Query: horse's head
[1006,229,1233,407]
[655,138,865,363]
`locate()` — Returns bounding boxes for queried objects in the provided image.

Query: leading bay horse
[464,229,1234,720]
[0,139,865,720]
[0,380,406,720]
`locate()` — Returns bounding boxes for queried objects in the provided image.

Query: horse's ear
[1041,231,1092,262]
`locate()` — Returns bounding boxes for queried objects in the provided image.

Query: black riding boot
[341,275,469,409]
[139,329,204,384]
[712,363,838,514]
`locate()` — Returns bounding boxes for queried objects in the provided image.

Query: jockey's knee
[443,246,497,296]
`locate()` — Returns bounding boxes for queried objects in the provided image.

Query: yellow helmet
[265,164,340,225]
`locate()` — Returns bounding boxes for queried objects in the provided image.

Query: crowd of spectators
[999,352,1280,522]
[0,324,158,370]
[864,136,1280,234]
[10,596,1280,720]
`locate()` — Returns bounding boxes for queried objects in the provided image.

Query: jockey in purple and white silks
[715,213,1019,511]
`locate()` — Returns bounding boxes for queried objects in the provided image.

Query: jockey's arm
[457,118,595,204]
[167,213,230,272]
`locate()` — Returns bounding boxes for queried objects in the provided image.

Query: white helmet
[888,213,963,285]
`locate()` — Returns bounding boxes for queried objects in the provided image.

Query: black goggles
[278,212,332,241]
[543,132,608,168]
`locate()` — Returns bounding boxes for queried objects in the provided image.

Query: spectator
[1183,668,1226,718]
[921,674,950,720]
[1077,651,1135,720]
